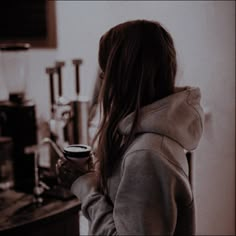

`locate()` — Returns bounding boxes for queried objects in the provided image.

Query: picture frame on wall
[0,1,57,48]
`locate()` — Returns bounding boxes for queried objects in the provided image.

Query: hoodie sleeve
[71,150,187,235]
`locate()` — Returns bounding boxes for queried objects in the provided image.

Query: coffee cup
[56,144,93,188]
[63,144,93,172]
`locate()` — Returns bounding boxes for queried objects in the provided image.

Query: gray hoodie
[71,86,204,235]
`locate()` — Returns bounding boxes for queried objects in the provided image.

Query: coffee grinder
[0,43,38,193]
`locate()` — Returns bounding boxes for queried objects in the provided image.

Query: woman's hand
[56,157,93,189]
[70,171,99,202]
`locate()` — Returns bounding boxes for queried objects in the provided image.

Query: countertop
[0,189,81,235]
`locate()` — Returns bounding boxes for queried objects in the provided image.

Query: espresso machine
[45,59,89,152]
[0,43,38,193]
[38,58,90,199]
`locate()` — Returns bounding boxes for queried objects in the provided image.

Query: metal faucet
[40,137,64,159]
[33,137,64,204]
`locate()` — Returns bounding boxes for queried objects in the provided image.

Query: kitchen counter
[0,189,81,236]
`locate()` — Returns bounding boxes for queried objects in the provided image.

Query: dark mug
[56,144,94,188]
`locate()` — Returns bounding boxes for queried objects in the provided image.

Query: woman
[70,20,204,235]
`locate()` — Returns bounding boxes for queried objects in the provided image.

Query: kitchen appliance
[0,43,37,193]
[0,137,14,190]
[37,58,90,199]
[71,59,89,145]
[45,58,89,152]
[39,59,88,186]
[45,62,71,178]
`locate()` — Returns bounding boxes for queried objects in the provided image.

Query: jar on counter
[0,137,14,190]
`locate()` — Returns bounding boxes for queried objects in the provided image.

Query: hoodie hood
[119,87,204,151]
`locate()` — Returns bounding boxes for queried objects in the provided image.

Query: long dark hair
[94,20,177,194]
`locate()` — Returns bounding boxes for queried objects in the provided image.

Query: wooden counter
[0,189,81,236]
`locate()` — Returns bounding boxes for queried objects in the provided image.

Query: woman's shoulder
[122,133,190,182]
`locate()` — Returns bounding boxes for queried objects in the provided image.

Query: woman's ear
[99,71,105,80]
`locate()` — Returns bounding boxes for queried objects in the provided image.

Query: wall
[0,1,235,235]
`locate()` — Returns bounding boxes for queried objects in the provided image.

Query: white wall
[0,1,235,235]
